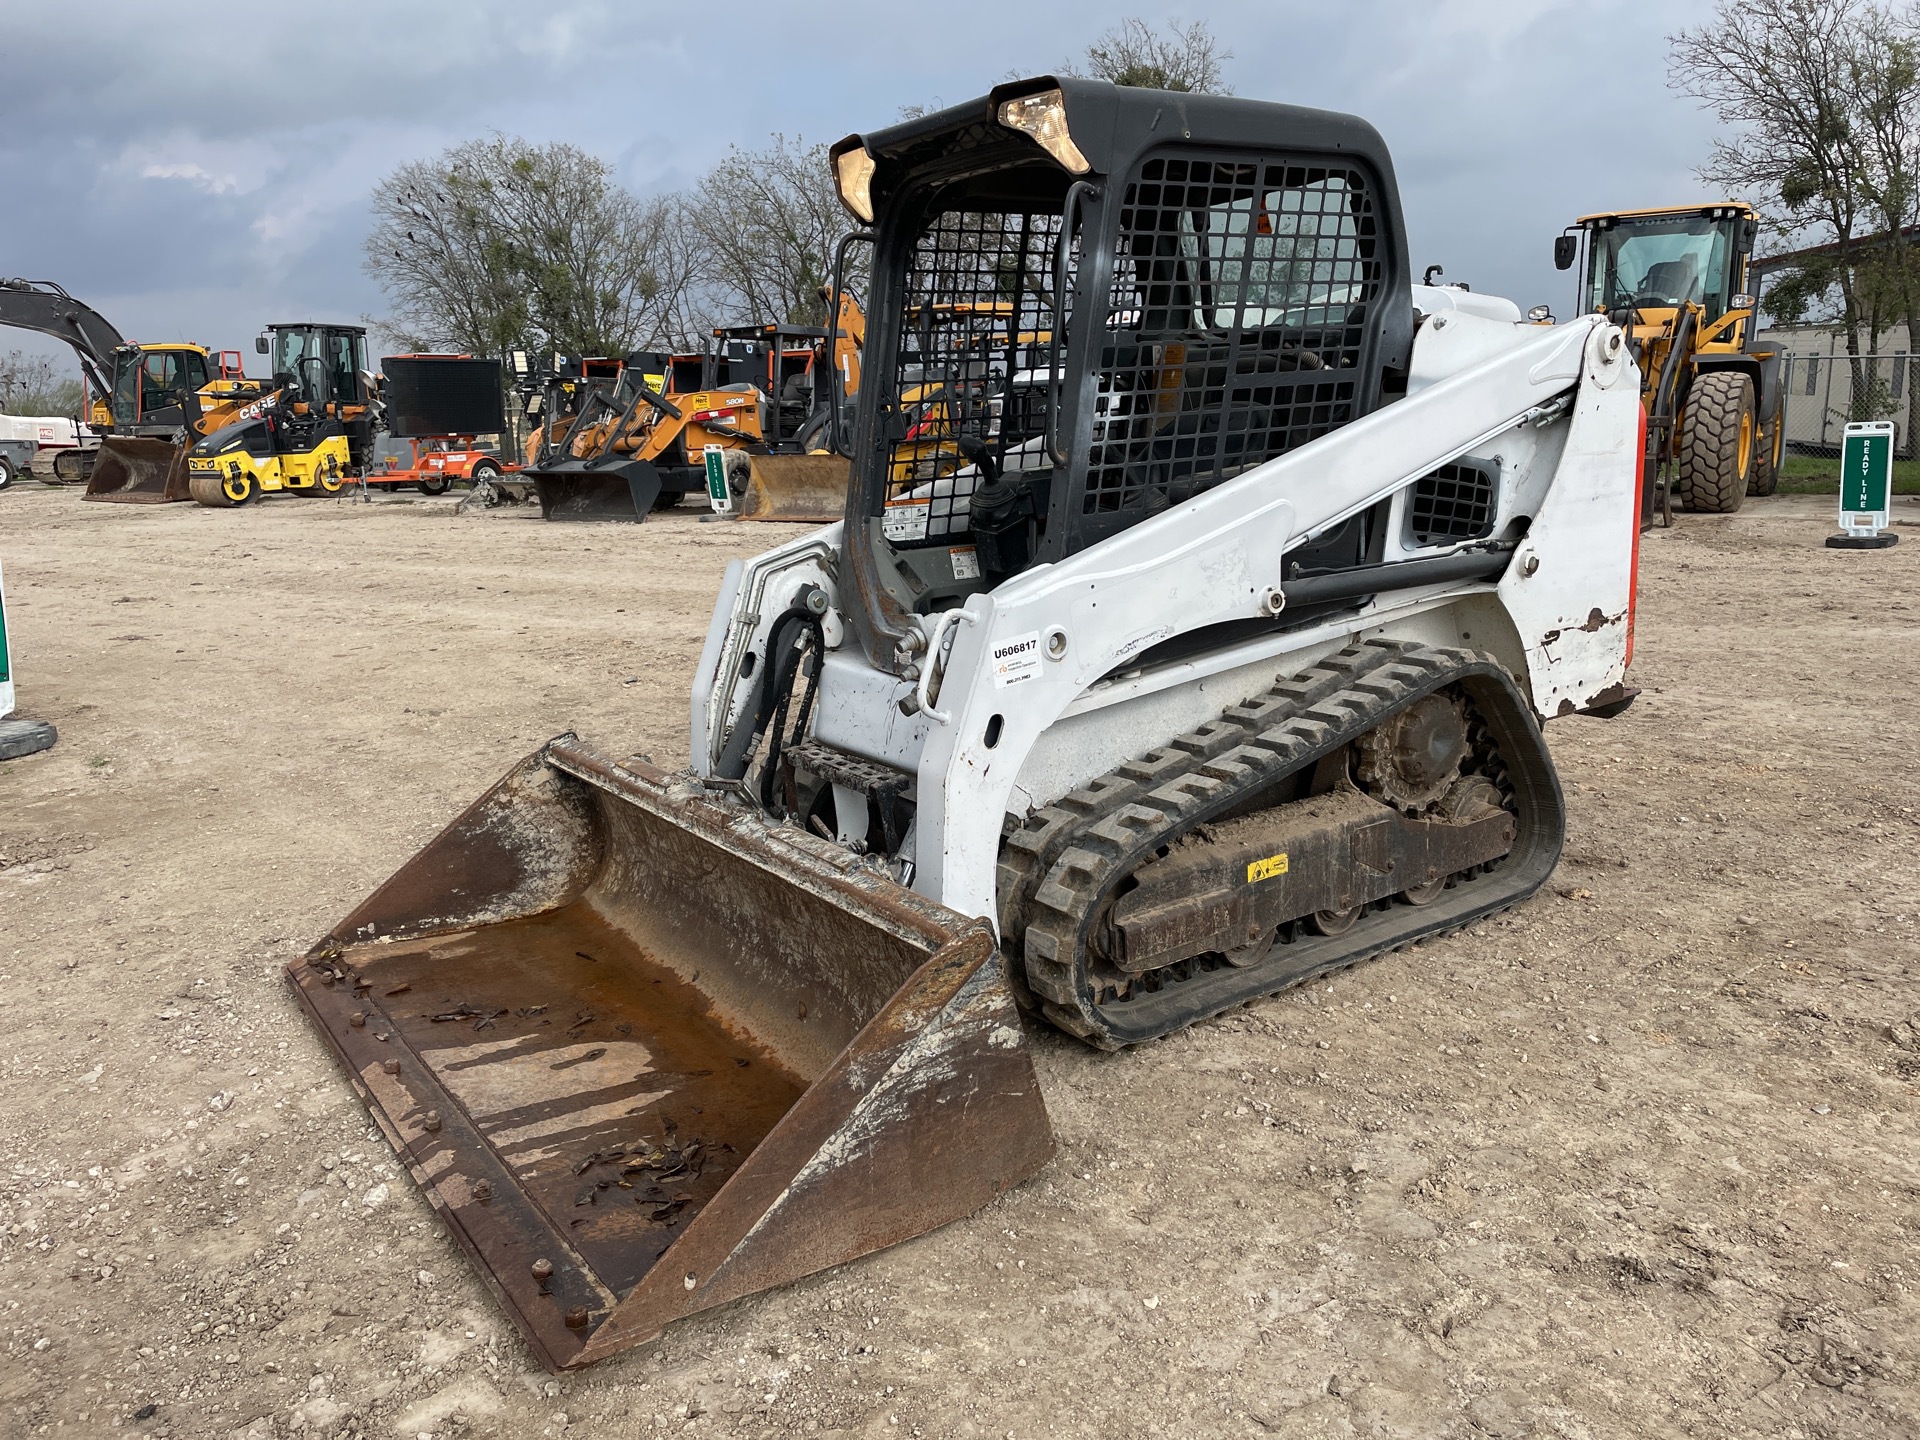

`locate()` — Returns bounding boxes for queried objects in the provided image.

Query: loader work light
[835,146,877,224]
[997,89,1090,174]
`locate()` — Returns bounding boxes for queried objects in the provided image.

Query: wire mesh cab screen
[880,207,1063,549]
[1070,150,1386,550]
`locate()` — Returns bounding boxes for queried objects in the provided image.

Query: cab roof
[1575,201,1755,225]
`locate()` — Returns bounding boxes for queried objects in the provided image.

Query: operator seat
[1640,256,1700,304]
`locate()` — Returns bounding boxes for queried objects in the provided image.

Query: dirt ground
[1,481,1917,1440]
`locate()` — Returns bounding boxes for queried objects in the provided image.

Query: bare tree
[1670,0,1920,405]
[364,136,684,359]
[1069,17,1234,94]
[683,136,857,329]
[0,349,84,417]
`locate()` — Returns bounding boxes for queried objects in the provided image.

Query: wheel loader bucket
[82,437,192,503]
[288,739,1053,1371]
[738,453,851,523]
[532,459,663,522]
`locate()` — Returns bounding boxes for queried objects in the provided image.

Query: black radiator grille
[1407,460,1498,545]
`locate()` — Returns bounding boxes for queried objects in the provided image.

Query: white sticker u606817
[991,630,1042,688]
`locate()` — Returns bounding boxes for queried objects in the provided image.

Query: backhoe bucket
[739,453,851,523]
[288,739,1053,1371]
[83,437,192,503]
[532,458,662,522]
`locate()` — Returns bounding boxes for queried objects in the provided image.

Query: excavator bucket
[288,738,1054,1370]
[738,453,851,523]
[83,437,193,503]
[532,459,663,522]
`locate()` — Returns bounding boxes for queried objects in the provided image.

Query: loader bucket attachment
[82,437,192,503]
[739,453,851,523]
[288,739,1053,1370]
[532,458,663,522]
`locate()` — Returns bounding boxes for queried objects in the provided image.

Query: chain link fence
[1777,347,1916,457]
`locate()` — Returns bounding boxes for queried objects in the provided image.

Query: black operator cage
[831,75,1413,566]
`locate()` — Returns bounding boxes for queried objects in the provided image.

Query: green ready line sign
[704,445,734,515]
[1839,421,1894,535]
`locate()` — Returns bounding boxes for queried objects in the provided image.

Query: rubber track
[1004,643,1564,1049]
[1674,370,1750,513]
[995,639,1420,999]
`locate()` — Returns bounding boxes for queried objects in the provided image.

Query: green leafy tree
[1671,0,1920,420]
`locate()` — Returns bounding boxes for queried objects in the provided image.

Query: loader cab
[109,344,212,431]
[829,76,1411,671]
[262,323,374,466]
[1565,204,1758,346]
[265,323,369,412]
[710,324,828,446]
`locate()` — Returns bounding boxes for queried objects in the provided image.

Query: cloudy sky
[3,0,1731,377]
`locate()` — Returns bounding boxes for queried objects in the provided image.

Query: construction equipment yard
[1,486,1915,1439]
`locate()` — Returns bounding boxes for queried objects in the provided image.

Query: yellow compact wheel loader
[1556,203,1788,516]
[295,78,1648,1370]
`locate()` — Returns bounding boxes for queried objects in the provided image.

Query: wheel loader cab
[831,78,1411,668]
[1562,203,1780,513]
[1574,205,1755,333]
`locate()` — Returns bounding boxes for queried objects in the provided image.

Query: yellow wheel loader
[1555,203,1789,517]
[0,278,262,500]
[294,78,1647,1370]
[185,324,375,506]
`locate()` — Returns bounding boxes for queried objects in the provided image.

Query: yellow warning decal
[1246,852,1289,884]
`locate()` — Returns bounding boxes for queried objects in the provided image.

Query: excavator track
[999,642,1565,1049]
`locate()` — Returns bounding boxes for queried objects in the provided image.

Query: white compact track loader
[291,77,1644,1369]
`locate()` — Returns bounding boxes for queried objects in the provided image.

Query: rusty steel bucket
[83,437,193,503]
[738,453,850,523]
[288,738,1054,1370]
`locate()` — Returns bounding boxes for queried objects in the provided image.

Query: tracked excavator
[291,79,1645,1370]
[0,278,257,500]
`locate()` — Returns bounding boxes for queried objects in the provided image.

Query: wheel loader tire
[1674,371,1753,513]
[651,488,684,511]
[1748,404,1784,496]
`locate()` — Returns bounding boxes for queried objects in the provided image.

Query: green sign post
[703,446,733,515]
[1828,420,1899,549]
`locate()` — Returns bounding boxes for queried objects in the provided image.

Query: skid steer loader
[292,78,1644,1370]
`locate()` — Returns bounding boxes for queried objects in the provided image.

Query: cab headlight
[998,89,1090,174]
[834,146,877,224]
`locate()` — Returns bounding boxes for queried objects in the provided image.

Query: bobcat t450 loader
[291,78,1645,1370]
